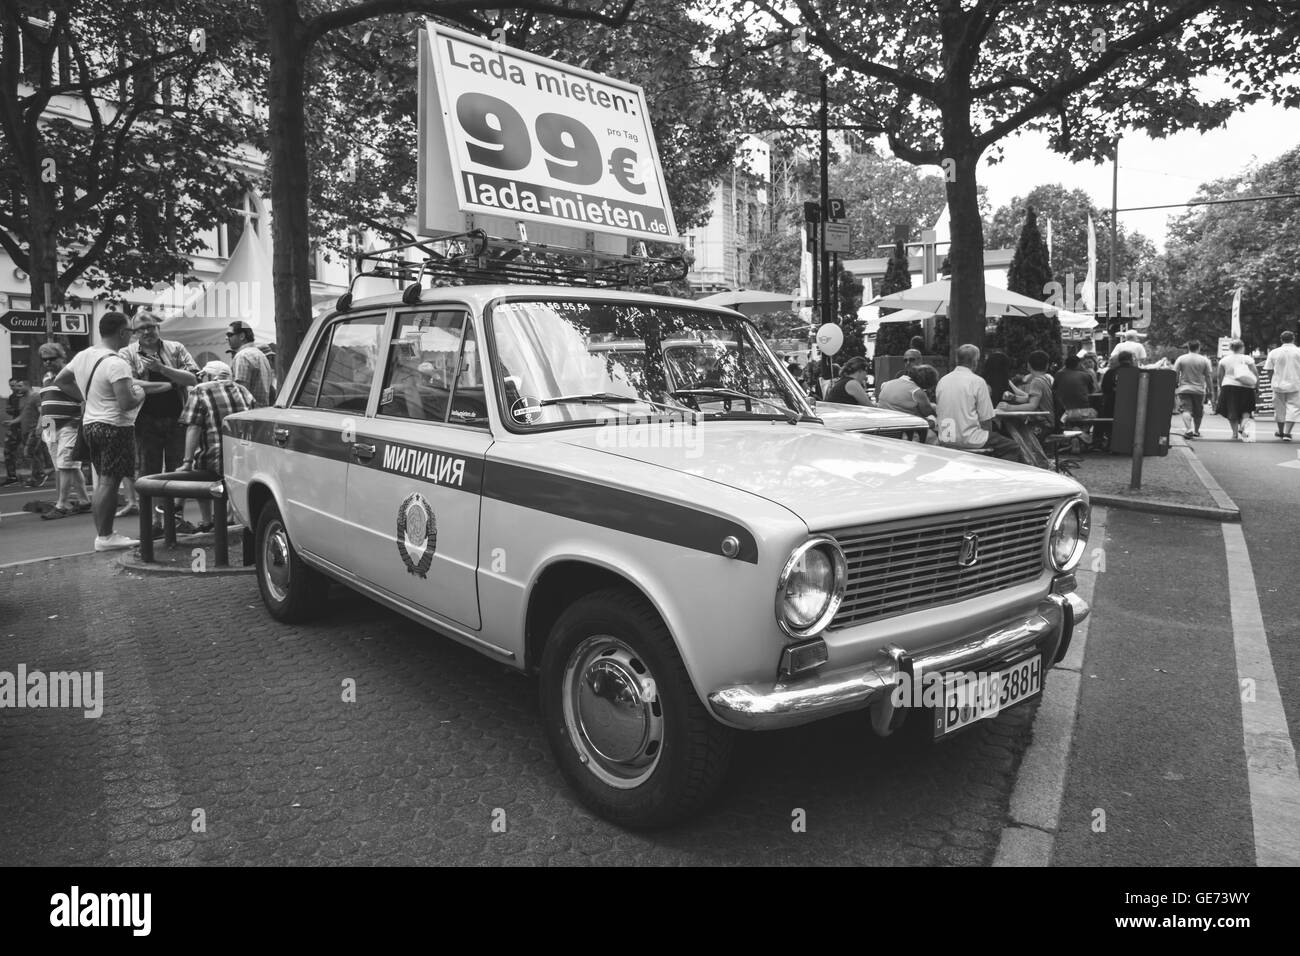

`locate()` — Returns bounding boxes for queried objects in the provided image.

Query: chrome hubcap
[263,522,291,603]
[562,636,663,789]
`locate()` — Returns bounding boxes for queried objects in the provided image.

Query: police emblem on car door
[343,307,490,630]
[396,492,437,577]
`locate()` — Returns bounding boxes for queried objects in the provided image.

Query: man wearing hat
[225,320,274,408]
[36,342,92,518]
[119,308,200,533]
[1110,330,1147,366]
[179,360,255,532]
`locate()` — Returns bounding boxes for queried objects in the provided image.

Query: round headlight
[776,537,847,638]
[1048,499,1089,571]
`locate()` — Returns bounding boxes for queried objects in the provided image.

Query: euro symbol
[607,147,646,195]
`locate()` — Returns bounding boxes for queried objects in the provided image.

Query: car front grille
[828,500,1057,628]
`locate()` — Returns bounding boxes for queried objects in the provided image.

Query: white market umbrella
[874,307,937,324]
[697,289,810,316]
[866,279,1062,319]
[1054,307,1098,330]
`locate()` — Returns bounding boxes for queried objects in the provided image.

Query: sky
[973,96,1300,252]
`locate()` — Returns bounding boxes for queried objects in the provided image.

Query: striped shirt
[179,380,255,472]
[40,371,82,427]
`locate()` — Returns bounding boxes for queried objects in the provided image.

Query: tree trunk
[263,0,314,381]
[944,149,986,366]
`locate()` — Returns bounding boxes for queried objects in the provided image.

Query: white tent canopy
[159,228,275,366]
[867,279,1097,329]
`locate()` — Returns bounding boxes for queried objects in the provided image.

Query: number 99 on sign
[455,92,646,195]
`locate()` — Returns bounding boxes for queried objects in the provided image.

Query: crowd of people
[2,310,269,551]
[804,327,1300,464]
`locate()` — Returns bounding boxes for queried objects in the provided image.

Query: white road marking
[994,506,1107,867]
[1222,522,1300,866]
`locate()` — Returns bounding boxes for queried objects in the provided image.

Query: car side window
[293,313,385,413]
[377,310,471,423]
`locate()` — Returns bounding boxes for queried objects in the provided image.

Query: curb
[1087,492,1239,522]
[994,506,1108,867]
[1177,445,1241,513]
[116,531,255,577]
[117,551,255,577]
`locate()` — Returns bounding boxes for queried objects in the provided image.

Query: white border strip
[1222,522,1300,866]
[994,506,1107,866]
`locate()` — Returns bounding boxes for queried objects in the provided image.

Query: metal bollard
[139,493,154,562]
[214,498,228,567]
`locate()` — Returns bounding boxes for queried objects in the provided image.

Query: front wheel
[539,588,734,828]
[255,501,329,622]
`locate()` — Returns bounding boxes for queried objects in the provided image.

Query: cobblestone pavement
[0,553,1037,866]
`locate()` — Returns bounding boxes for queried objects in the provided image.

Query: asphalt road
[1054,413,1298,866]
[0,483,206,566]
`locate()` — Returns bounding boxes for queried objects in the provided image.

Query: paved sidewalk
[1069,414,1240,520]
[0,552,1039,866]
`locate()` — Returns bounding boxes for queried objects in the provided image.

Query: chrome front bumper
[709,590,1089,730]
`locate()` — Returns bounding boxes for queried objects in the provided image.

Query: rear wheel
[539,588,734,828]
[255,502,329,622]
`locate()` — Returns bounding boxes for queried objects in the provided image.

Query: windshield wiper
[538,392,696,418]
[671,387,805,424]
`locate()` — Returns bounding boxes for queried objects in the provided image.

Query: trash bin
[1110,367,1175,456]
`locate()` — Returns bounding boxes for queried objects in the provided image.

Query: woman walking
[1216,339,1259,441]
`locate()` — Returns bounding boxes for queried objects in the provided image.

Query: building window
[220,191,260,258]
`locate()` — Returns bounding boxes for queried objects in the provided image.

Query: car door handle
[351,443,376,461]
[272,426,290,445]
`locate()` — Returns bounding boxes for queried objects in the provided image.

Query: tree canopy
[717,0,1300,359]
[1158,143,1300,350]
[0,0,257,314]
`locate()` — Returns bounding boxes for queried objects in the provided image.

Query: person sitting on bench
[936,345,1023,461]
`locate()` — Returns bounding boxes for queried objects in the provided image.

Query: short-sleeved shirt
[1173,352,1213,395]
[232,344,274,408]
[1219,353,1257,388]
[40,370,82,427]
[119,339,199,415]
[179,380,255,472]
[936,366,995,447]
[877,376,928,416]
[66,347,138,427]
[1023,372,1054,415]
[1265,343,1300,393]
[1112,341,1147,365]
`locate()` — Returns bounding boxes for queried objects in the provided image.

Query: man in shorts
[1265,330,1300,441]
[36,342,92,519]
[54,312,173,551]
[1173,339,1215,439]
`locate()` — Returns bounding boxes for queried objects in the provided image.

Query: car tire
[539,587,734,828]
[255,501,328,623]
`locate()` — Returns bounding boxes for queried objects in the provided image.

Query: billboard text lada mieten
[221,274,1090,827]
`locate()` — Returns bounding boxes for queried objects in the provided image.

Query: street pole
[1109,138,1118,287]
[43,281,54,341]
[1130,370,1148,490]
[819,73,830,330]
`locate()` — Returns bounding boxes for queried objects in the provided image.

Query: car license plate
[936,655,1042,738]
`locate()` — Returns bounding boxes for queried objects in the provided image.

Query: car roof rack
[334,230,689,312]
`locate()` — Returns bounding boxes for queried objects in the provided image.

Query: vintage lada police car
[222,279,1090,828]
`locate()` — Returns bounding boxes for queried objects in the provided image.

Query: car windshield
[487,299,813,429]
